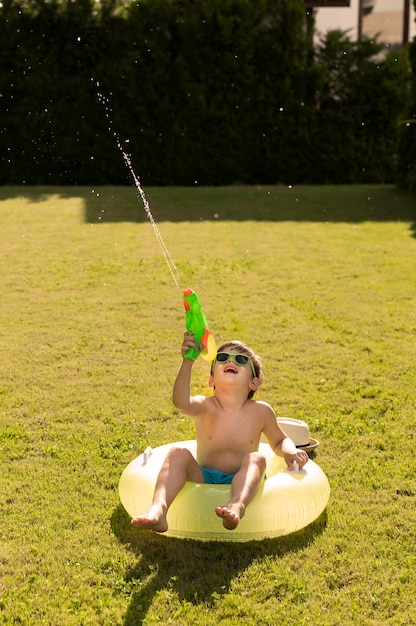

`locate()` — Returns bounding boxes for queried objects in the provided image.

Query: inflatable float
[119,439,330,542]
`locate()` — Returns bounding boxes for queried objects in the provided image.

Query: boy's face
[209,352,260,393]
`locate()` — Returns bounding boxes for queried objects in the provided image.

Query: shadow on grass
[111,502,328,625]
[1,185,415,236]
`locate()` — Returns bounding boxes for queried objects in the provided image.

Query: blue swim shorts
[200,466,236,484]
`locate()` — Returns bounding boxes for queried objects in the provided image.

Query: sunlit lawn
[1,184,415,625]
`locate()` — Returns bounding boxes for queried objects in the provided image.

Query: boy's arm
[172,333,207,416]
[260,403,309,470]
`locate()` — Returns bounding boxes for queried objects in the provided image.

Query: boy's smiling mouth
[224,365,238,374]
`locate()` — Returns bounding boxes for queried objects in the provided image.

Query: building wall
[315,0,416,46]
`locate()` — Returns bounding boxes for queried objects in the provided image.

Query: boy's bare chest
[196,409,261,443]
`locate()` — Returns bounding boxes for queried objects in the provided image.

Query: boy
[131,333,309,533]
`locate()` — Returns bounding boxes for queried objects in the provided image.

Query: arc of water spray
[95,80,180,289]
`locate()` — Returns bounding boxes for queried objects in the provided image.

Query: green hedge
[0,0,412,185]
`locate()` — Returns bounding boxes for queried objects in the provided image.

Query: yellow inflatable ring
[119,440,330,542]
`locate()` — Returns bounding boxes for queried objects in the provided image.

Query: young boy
[131,333,309,533]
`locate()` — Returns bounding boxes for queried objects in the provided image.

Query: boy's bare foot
[131,511,168,533]
[215,504,244,530]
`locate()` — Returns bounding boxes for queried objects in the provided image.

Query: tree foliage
[398,0,416,190]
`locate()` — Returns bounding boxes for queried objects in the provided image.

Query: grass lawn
[1,184,415,625]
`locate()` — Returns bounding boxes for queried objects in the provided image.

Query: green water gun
[183,288,217,361]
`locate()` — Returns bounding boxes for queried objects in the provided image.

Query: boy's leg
[215,452,266,530]
[131,446,204,532]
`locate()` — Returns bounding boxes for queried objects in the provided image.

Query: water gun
[183,288,217,361]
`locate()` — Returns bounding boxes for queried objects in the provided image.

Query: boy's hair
[211,340,263,399]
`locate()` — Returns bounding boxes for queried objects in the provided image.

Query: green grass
[1,184,415,625]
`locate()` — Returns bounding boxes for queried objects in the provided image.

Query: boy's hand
[284,449,309,471]
[181,331,201,359]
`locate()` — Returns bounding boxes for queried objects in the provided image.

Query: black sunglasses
[214,352,256,377]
